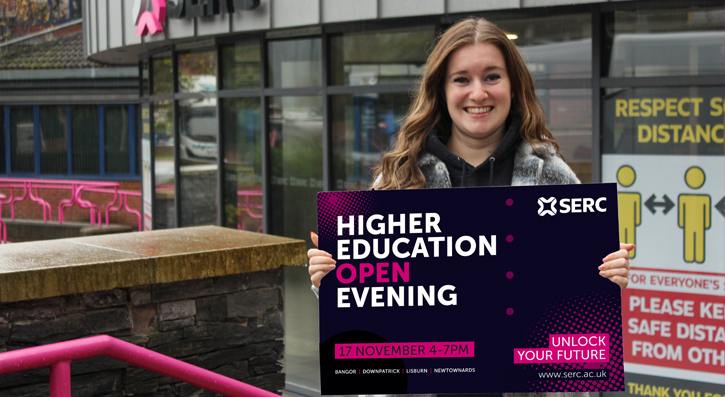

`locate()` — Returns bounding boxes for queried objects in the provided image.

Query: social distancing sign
[603,154,724,385]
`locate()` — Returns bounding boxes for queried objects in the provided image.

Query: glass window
[136,105,142,176]
[494,14,592,80]
[269,96,323,390]
[10,108,35,173]
[222,98,262,230]
[221,41,262,90]
[268,38,322,88]
[603,86,724,156]
[40,106,68,174]
[152,56,173,95]
[178,98,219,226]
[331,92,411,190]
[178,50,217,93]
[609,7,724,77]
[153,100,176,229]
[142,58,150,97]
[0,109,4,174]
[71,105,99,175]
[538,88,593,183]
[105,106,130,174]
[329,27,434,86]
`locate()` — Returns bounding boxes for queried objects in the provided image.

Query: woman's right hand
[308,232,336,288]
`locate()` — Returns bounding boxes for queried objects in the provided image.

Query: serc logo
[135,0,167,36]
[538,197,557,216]
[538,197,607,216]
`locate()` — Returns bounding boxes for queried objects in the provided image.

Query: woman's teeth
[466,107,491,114]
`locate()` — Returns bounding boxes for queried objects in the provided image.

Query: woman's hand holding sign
[310,234,633,290]
[309,232,335,288]
[600,243,634,290]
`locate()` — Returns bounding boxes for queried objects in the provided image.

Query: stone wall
[0,269,285,397]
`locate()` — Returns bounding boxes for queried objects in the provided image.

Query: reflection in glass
[0,110,4,174]
[268,39,321,88]
[222,41,261,90]
[495,14,592,80]
[538,89,593,182]
[71,105,99,174]
[331,93,411,190]
[40,106,68,174]
[105,106,130,174]
[178,98,219,226]
[602,86,724,156]
[330,27,434,86]
[609,8,724,77]
[153,100,175,229]
[136,106,142,176]
[142,59,150,96]
[152,57,173,95]
[222,98,262,230]
[10,108,34,173]
[270,96,322,390]
[178,51,217,93]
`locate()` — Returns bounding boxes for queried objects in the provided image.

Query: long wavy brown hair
[371,18,561,190]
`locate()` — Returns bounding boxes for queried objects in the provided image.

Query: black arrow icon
[645,194,675,215]
[716,197,725,218]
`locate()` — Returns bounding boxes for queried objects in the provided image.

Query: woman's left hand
[600,243,634,290]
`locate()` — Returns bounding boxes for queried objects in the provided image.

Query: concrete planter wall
[0,226,307,397]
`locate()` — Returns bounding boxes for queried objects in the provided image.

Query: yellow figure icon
[678,166,711,264]
[617,165,641,258]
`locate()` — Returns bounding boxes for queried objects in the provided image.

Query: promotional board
[601,87,725,396]
[317,183,624,395]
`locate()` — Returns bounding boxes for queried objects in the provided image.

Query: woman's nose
[469,81,488,102]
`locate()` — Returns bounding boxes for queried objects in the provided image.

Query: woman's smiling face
[444,42,512,147]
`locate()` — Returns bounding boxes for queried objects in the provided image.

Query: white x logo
[538,197,557,216]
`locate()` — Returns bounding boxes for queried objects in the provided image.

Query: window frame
[0,104,139,181]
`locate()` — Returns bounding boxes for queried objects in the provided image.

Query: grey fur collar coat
[418,140,580,188]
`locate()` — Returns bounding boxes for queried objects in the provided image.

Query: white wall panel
[447,0,520,13]
[166,17,196,40]
[232,1,272,32]
[198,14,231,36]
[108,1,123,48]
[522,0,599,6]
[379,0,444,18]
[123,0,142,46]
[97,0,107,51]
[322,0,377,23]
[89,0,97,54]
[272,0,319,28]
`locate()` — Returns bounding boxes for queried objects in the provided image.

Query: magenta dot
[506,198,513,206]
[506,235,513,243]
[506,271,514,279]
[506,308,514,315]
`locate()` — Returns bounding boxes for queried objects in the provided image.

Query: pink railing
[0,178,142,243]
[0,335,280,397]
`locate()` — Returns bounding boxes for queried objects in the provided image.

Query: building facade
[82,0,724,395]
[0,20,143,231]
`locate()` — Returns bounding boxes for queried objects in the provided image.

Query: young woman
[310,18,631,293]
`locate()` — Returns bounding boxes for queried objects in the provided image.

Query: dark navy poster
[317,183,625,395]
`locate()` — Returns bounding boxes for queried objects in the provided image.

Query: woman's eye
[486,74,501,82]
[453,77,468,83]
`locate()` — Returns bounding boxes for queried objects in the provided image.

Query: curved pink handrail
[0,335,280,397]
[28,183,52,222]
[0,193,6,244]
[0,179,140,236]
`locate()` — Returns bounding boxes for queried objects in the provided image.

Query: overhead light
[507,34,519,40]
